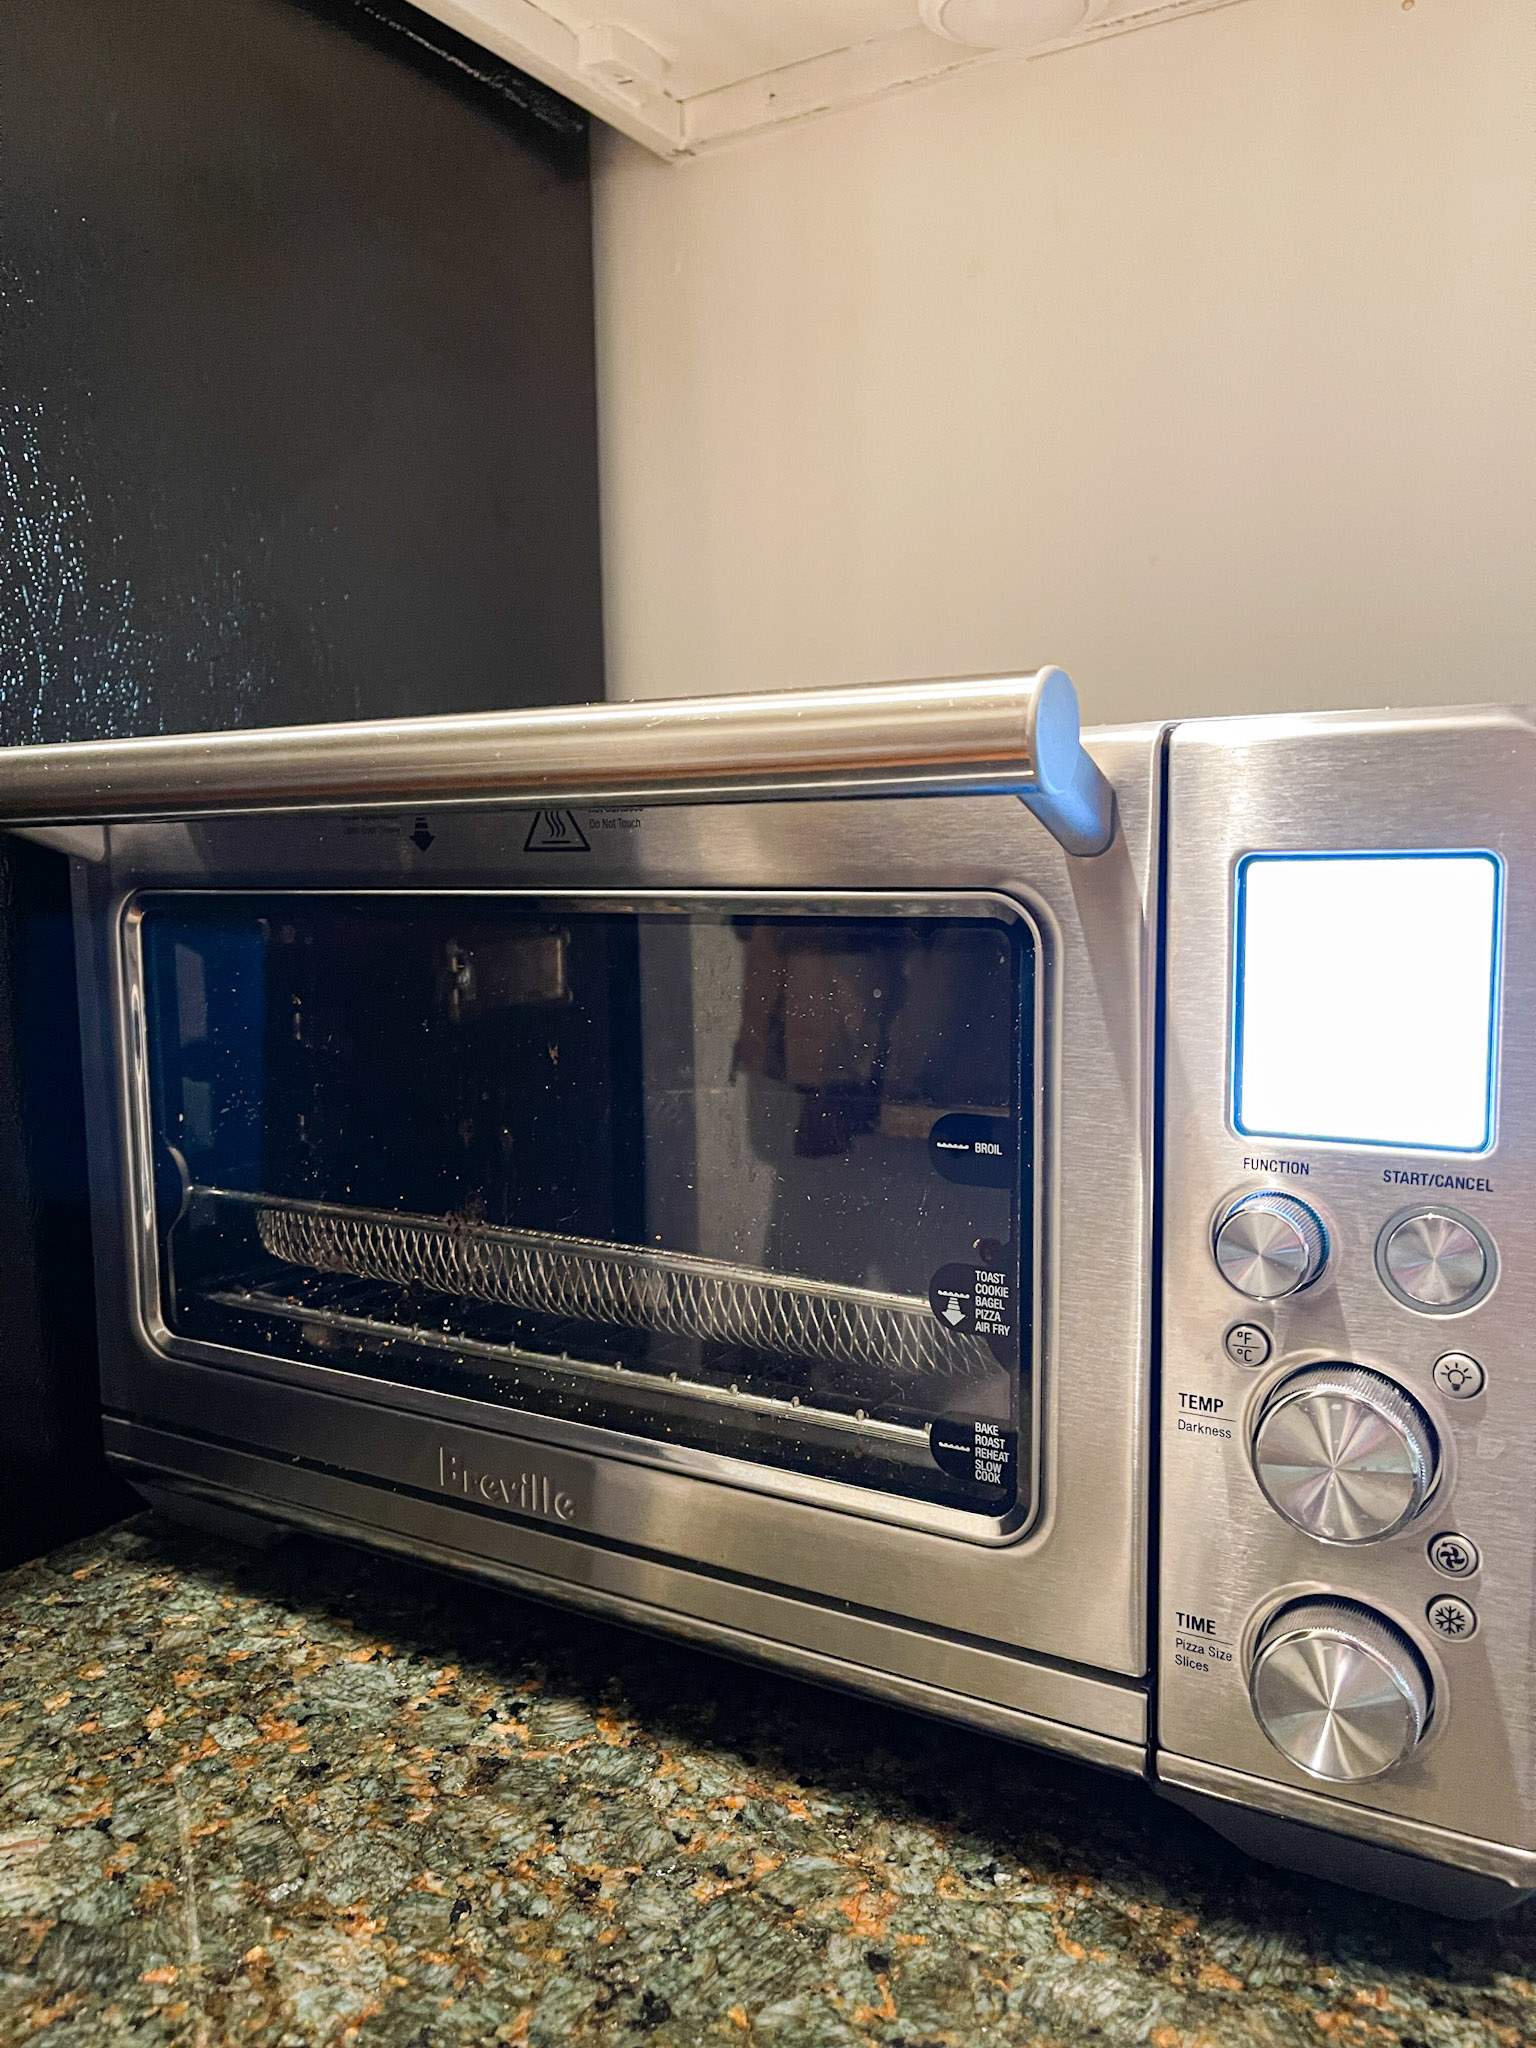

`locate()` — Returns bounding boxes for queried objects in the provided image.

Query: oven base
[1158,1757,1536,1918]
[1160,1785,1534,1920]
[106,1422,1147,1778]
[117,1449,1535,1919]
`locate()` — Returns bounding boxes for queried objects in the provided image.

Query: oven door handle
[0,666,1116,857]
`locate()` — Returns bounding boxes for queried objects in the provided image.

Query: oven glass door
[131,891,1036,1523]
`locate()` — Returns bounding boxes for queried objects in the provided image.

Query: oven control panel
[1157,708,1536,1881]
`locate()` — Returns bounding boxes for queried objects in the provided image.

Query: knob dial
[1252,1365,1438,1543]
[1213,1192,1328,1300]
[1250,1599,1431,1781]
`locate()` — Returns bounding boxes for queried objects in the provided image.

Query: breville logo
[438,1446,580,1524]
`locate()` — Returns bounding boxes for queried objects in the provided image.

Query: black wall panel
[0,840,134,1568]
[0,0,603,742]
[0,0,604,1562]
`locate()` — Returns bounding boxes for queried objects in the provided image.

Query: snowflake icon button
[1427,1533,1480,1579]
[1427,1595,1478,1642]
[1431,1352,1485,1400]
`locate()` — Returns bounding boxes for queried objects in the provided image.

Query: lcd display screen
[1234,853,1501,1152]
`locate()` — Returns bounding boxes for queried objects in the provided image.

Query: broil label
[929,1113,1015,1188]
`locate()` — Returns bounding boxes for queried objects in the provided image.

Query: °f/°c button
[1223,1322,1272,1368]
[1427,1595,1478,1642]
[1432,1352,1485,1400]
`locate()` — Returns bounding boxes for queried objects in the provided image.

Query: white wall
[592,0,1536,727]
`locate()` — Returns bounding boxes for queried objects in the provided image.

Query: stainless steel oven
[8,677,1532,1915]
[42,674,1161,1789]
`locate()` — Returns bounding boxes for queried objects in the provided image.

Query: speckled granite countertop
[1,1519,1533,2047]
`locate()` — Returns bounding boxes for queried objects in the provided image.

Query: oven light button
[1213,1192,1328,1300]
[1431,1351,1485,1400]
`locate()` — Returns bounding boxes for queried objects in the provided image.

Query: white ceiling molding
[406,0,1259,158]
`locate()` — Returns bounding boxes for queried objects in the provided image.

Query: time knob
[1252,1365,1439,1543]
[1249,1600,1431,1781]
[1213,1192,1328,1300]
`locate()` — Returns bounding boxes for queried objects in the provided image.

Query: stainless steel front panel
[1160,707,1536,1869]
[78,726,1160,1686]
[99,1417,1148,1772]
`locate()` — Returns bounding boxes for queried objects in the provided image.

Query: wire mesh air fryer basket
[248,1196,996,1386]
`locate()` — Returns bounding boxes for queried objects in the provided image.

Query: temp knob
[1249,1599,1431,1782]
[1213,1192,1328,1300]
[1252,1364,1438,1543]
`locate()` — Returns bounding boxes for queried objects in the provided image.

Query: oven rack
[203,1277,932,1448]
[189,1186,996,1387]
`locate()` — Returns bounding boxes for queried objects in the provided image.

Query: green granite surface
[1,1518,1533,2046]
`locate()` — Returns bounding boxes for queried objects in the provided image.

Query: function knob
[1249,1599,1431,1781]
[1213,1192,1328,1300]
[1252,1365,1438,1543]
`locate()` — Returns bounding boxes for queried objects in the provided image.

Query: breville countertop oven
[6,679,1532,1915]
[24,671,1161,1792]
